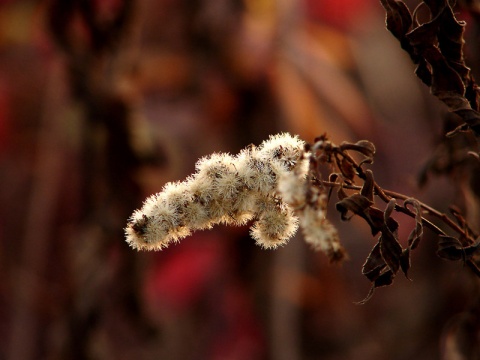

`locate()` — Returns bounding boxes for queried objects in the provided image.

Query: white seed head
[251,208,299,249]
[258,133,305,171]
[195,153,234,180]
[212,166,241,199]
[300,207,341,255]
[125,132,327,252]
[235,154,273,193]
[277,170,307,209]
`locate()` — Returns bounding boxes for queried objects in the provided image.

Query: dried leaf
[400,199,424,278]
[379,230,402,274]
[357,268,395,305]
[365,207,388,236]
[358,198,405,303]
[374,269,395,288]
[355,140,376,157]
[362,242,387,282]
[339,140,376,158]
[379,201,402,274]
[379,0,413,52]
[357,286,376,305]
[400,248,412,279]
[384,198,396,219]
[336,193,373,221]
[361,169,375,202]
[339,156,355,181]
[437,235,480,261]
[405,199,424,249]
[335,188,390,236]
[415,57,432,86]
[381,0,480,137]
[468,151,480,161]
[437,5,470,81]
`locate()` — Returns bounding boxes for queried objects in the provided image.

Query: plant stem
[320,180,472,241]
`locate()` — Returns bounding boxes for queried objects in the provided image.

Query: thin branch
[320,180,467,239]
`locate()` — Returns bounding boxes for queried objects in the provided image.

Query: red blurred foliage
[144,234,227,314]
[305,0,375,31]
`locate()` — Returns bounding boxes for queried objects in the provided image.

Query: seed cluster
[277,159,344,260]
[125,133,307,250]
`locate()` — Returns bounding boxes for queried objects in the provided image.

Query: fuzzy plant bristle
[125,132,343,258]
[125,133,307,250]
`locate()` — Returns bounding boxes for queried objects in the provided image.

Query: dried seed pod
[125,132,344,260]
[250,197,299,249]
[125,133,307,251]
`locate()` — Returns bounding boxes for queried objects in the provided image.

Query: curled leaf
[380,0,413,52]
[362,242,387,282]
[381,0,480,137]
[468,151,480,162]
[400,248,413,280]
[339,140,376,159]
[339,157,355,181]
[380,201,402,274]
[358,242,392,305]
[404,198,424,250]
[437,235,480,261]
[361,169,375,202]
[400,199,424,278]
[336,194,373,221]
[357,268,395,305]
[357,198,405,303]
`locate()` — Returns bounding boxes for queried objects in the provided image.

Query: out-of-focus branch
[7,61,67,360]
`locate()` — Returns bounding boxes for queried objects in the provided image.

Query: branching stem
[320,181,474,241]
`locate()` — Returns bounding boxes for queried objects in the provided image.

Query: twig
[319,180,468,240]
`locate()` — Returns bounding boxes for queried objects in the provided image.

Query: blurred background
[0,0,479,359]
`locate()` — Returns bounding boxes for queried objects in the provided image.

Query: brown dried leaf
[335,189,389,236]
[358,199,405,303]
[361,169,375,202]
[339,157,355,181]
[400,248,412,279]
[400,199,424,278]
[379,229,402,274]
[357,268,395,305]
[379,200,402,274]
[405,199,424,249]
[374,269,395,288]
[437,235,480,261]
[437,5,470,81]
[381,0,480,137]
[355,140,376,157]
[365,207,389,236]
[339,140,376,159]
[362,242,387,282]
[379,0,413,52]
[335,193,373,221]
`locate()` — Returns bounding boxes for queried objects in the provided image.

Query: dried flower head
[277,153,346,261]
[125,132,343,258]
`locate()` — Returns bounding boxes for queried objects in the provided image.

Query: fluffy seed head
[249,197,299,249]
[258,133,305,171]
[277,170,307,209]
[300,208,343,259]
[125,132,318,252]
